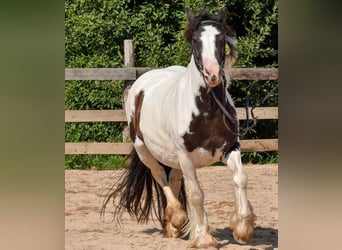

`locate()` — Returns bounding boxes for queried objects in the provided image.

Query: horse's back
[126,65,186,122]
[133,66,185,92]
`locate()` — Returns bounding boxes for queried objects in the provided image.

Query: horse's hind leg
[133,140,188,238]
[226,149,256,244]
[164,169,189,237]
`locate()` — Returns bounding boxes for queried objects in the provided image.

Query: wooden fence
[65,40,278,155]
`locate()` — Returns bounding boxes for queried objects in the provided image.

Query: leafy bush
[65,0,278,169]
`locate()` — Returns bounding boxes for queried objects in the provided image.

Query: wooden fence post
[123,39,134,143]
[124,39,134,68]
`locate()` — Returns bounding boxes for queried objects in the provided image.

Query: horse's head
[185,8,238,88]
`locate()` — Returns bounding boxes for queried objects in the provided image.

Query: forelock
[184,10,234,43]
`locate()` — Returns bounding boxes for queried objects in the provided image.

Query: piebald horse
[102,8,256,248]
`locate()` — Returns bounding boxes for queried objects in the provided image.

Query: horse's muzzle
[202,60,221,87]
[203,72,221,87]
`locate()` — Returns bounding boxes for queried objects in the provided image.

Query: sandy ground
[65,164,278,250]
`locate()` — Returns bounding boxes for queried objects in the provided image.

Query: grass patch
[65,155,128,170]
[241,151,278,164]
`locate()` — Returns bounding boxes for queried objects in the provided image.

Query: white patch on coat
[200,25,220,72]
[187,146,224,168]
[125,62,204,169]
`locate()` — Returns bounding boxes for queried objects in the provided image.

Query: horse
[102,8,256,248]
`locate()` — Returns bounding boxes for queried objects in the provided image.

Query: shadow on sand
[214,226,278,249]
[141,226,278,249]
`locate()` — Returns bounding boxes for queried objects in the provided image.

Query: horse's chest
[182,98,238,159]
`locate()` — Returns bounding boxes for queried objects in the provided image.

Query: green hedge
[65,0,278,169]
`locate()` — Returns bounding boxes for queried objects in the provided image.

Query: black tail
[101,148,187,228]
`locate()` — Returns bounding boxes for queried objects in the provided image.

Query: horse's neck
[184,56,206,93]
[164,56,204,135]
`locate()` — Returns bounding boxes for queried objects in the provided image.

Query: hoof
[164,206,189,238]
[189,233,218,249]
[231,213,256,244]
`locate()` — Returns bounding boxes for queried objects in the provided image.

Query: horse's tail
[101,148,187,228]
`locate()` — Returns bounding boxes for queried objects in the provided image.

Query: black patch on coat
[129,90,144,142]
[182,85,239,158]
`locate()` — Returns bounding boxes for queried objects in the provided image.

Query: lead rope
[240,84,257,136]
[209,69,240,136]
[240,82,278,137]
[209,70,277,138]
[209,87,239,136]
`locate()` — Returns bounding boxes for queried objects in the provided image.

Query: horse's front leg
[179,155,218,248]
[226,149,256,244]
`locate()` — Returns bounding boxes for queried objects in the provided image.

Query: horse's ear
[218,7,226,22]
[186,8,195,23]
[185,8,195,43]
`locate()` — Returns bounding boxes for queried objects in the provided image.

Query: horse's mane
[184,8,236,43]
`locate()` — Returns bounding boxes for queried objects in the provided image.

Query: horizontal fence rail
[65,139,278,155]
[65,67,278,154]
[65,67,278,81]
[65,110,126,122]
[65,68,137,80]
[65,107,278,122]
